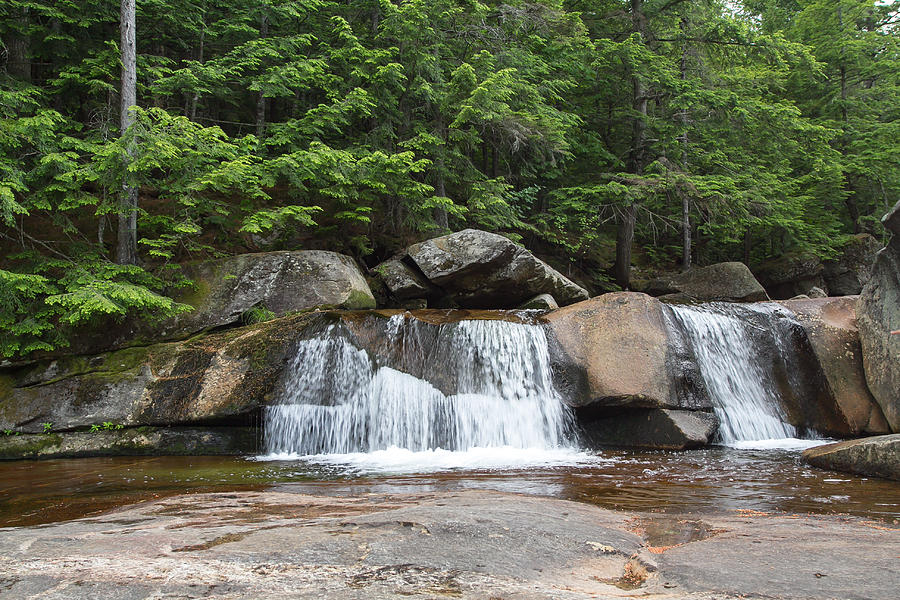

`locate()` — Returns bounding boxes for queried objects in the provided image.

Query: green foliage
[1,0,898,358]
[41,423,53,434]
[90,422,124,432]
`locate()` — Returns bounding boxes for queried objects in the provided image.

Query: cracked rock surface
[0,489,896,599]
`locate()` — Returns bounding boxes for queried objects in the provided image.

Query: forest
[1,0,898,358]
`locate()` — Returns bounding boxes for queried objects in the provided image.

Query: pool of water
[3,446,898,528]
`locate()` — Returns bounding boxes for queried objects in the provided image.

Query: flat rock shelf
[0,489,897,600]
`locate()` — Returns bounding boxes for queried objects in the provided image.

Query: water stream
[665,303,806,444]
[264,314,575,456]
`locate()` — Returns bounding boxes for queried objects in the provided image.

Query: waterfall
[264,314,575,455]
[666,303,804,444]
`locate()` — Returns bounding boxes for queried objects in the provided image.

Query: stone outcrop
[580,408,718,450]
[857,200,900,432]
[780,297,889,435]
[373,229,589,308]
[0,427,256,460]
[823,233,882,296]
[57,250,376,357]
[802,434,900,481]
[541,293,708,411]
[0,313,321,434]
[754,252,827,299]
[646,262,768,302]
[518,293,559,310]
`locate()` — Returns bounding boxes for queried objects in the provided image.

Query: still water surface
[3,446,898,528]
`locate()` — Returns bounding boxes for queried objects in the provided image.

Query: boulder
[802,434,900,481]
[823,233,882,296]
[806,286,827,298]
[372,259,437,301]
[518,293,559,310]
[754,252,827,300]
[168,250,376,337]
[857,237,900,432]
[779,297,889,435]
[883,199,900,237]
[0,313,320,434]
[0,427,256,460]
[541,292,709,411]
[404,229,589,308]
[579,408,718,450]
[647,262,769,302]
[55,251,376,357]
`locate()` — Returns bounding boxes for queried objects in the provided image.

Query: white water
[262,315,575,460]
[667,303,802,445]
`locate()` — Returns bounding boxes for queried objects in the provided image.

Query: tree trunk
[255,13,269,140]
[679,17,691,271]
[189,9,206,121]
[117,0,139,266]
[614,0,648,290]
[6,7,31,82]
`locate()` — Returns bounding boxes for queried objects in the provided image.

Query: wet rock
[647,262,768,302]
[754,252,827,300]
[518,293,559,310]
[780,297,889,435]
[405,229,589,308]
[823,233,882,296]
[0,427,256,460]
[802,434,900,481]
[542,293,709,411]
[857,203,900,432]
[0,313,320,434]
[579,408,718,450]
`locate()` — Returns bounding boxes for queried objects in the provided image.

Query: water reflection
[1,447,898,528]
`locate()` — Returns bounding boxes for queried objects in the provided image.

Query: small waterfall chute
[666,302,808,445]
[264,314,575,456]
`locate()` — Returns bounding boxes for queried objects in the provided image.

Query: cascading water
[264,314,575,456]
[666,302,807,444]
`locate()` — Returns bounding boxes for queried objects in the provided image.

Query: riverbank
[1,488,896,599]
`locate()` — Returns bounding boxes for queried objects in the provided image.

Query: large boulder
[168,251,376,337]
[579,408,718,450]
[857,201,900,432]
[379,229,589,308]
[780,297,889,435]
[55,251,376,357]
[823,233,882,296]
[646,262,768,302]
[802,435,900,481]
[754,252,827,299]
[541,292,708,411]
[0,313,320,434]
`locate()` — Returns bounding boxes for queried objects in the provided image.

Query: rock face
[823,233,882,296]
[542,293,708,411]
[518,293,559,310]
[580,408,718,450]
[754,252,827,299]
[169,250,376,336]
[780,297,889,435]
[0,427,256,460]
[857,201,900,432]
[802,435,900,481]
[374,229,589,308]
[54,250,376,357]
[646,262,769,302]
[0,313,321,434]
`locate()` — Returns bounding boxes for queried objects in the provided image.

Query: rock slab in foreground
[1,489,898,600]
[857,201,900,432]
[647,262,768,302]
[802,434,900,481]
[393,229,589,308]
